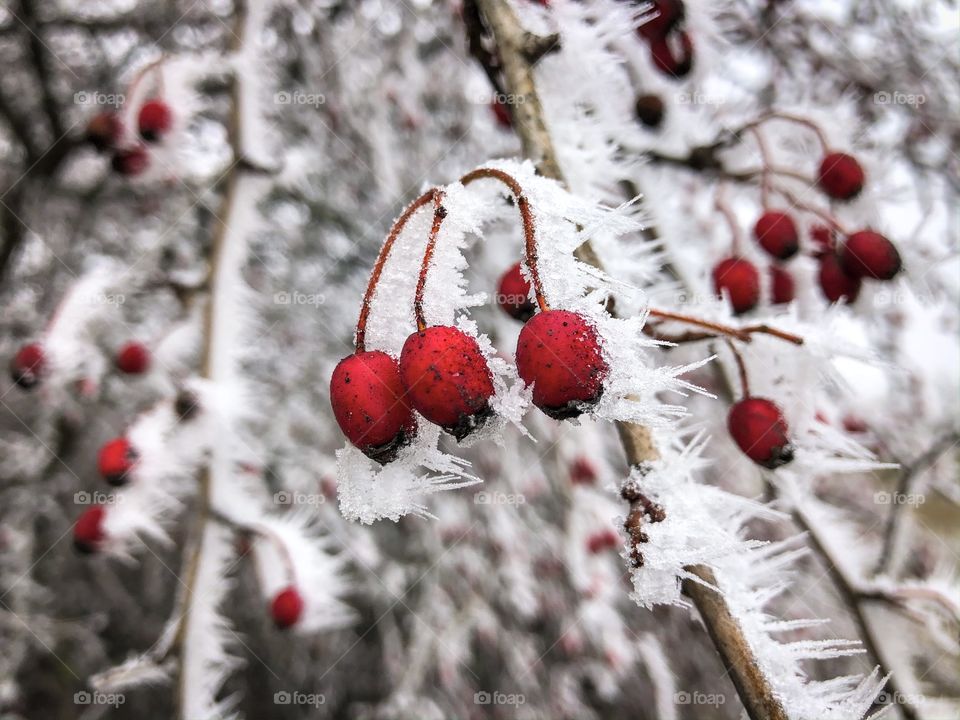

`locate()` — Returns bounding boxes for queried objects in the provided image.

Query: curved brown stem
[739,111,830,153]
[355,188,439,351]
[725,339,751,398]
[413,192,448,332]
[714,185,743,253]
[460,167,550,312]
[771,183,850,235]
[647,308,805,346]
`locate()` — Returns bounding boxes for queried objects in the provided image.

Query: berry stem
[725,339,751,398]
[714,185,743,253]
[460,167,550,312]
[740,111,830,153]
[126,55,167,102]
[413,192,448,332]
[208,506,297,584]
[747,127,773,209]
[646,308,804,346]
[355,188,439,352]
[771,183,850,235]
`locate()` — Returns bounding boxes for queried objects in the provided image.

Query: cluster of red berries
[713,151,900,314]
[8,340,151,390]
[637,0,693,79]
[85,98,173,177]
[331,266,609,463]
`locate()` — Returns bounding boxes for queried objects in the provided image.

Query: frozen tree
[0,1,957,719]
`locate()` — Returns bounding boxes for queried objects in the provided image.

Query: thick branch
[472,2,789,718]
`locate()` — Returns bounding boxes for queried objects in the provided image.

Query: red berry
[753,211,799,260]
[727,397,794,469]
[112,146,149,176]
[399,326,495,440]
[818,152,865,201]
[97,437,138,486]
[330,351,417,463]
[770,265,795,305]
[712,258,760,314]
[635,93,665,129]
[138,99,173,142]
[74,505,107,554]
[491,97,512,129]
[843,415,868,433]
[86,111,122,152]
[586,529,620,554]
[649,30,694,79]
[810,225,836,257]
[839,230,902,280]
[516,310,608,420]
[10,342,46,390]
[818,253,861,303]
[497,262,535,321]
[115,341,151,374]
[570,456,598,485]
[636,0,685,40]
[270,586,304,629]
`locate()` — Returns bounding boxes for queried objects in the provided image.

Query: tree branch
[471,2,790,718]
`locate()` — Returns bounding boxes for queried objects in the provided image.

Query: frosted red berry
[516,310,608,420]
[635,94,665,129]
[86,111,122,152]
[115,341,151,374]
[818,152,865,201]
[74,505,107,554]
[753,211,799,260]
[10,342,46,389]
[649,30,694,79]
[818,253,861,303]
[586,529,620,554]
[138,99,173,142]
[712,258,760,315]
[271,586,304,629]
[727,397,794,469]
[98,437,138,486]
[810,225,836,257]
[112,146,149,176]
[330,351,417,463]
[636,0,685,40]
[839,230,902,280]
[770,266,795,305]
[497,262,535,321]
[570,456,598,485]
[399,326,495,440]
[491,97,512,129]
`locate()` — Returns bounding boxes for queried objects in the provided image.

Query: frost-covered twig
[471,2,790,718]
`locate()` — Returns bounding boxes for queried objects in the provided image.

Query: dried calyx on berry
[818,152,865,201]
[728,397,794,469]
[634,94,665,129]
[98,437,139,486]
[10,342,46,390]
[74,505,107,554]
[138,99,173,142]
[712,257,760,315]
[400,326,495,441]
[271,585,305,629]
[839,230,902,281]
[497,262,535,321]
[330,351,417,463]
[516,310,609,420]
[753,211,799,261]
